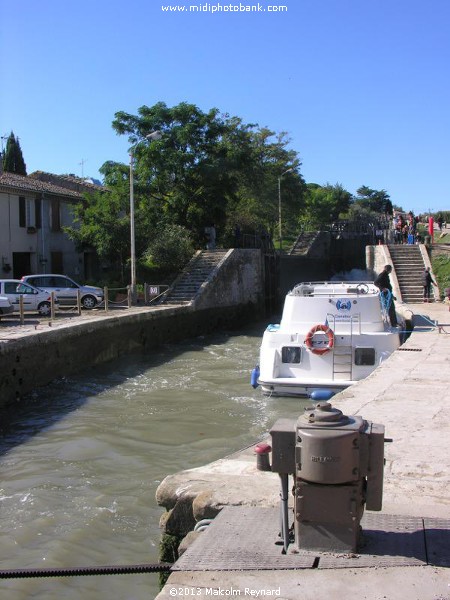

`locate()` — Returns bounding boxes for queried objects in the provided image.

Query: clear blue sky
[1,0,449,215]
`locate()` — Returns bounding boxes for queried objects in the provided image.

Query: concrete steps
[388,244,429,303]
[289,232,319,256]
[161,249,229,304]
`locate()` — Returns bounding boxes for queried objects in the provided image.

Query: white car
[0,294,14,317]
[0,279,56,316]
[21,274,104,309]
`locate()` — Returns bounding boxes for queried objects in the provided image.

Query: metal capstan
[257,391,385,553]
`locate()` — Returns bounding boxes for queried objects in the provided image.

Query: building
[0,169,103,280]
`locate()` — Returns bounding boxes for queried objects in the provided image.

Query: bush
[144,224,194,272]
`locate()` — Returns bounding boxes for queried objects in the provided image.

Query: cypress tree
[2,132,27,175]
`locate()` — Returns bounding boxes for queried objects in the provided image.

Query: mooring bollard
[51,292,56,321]
[19,295,24,325]
[254,442,272,472]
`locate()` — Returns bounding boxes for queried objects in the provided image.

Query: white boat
[251,281,404,397]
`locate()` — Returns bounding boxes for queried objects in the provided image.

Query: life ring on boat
[305,324,335,355]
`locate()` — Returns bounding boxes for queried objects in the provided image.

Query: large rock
[156,443,282,535]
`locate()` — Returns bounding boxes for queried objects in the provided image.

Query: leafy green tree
[299,183,352,229]
[2,131,27,175]
[65,162,131,281]
[222,128,305,245]
[345,202,376,222]
[111,102,305,245]
[144,224,194,272]
[69,102,305,281]
[112,102,245,241]
[355,185,392,214]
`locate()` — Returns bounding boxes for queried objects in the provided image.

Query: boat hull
[253,281,404,399]
[259,379,352,398]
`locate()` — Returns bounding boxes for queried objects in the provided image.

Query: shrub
[144,224,194,272]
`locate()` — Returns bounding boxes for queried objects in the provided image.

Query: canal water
[0,323,308,599]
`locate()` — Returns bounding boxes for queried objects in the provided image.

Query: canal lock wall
[153,243,423,570]
[0,249,265,410]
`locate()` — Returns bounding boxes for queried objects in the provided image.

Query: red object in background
[428,217,434,240]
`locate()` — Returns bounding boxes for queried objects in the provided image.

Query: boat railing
[291,282,379,297]
[327,312,362,336]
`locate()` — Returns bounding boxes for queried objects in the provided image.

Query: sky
[1,0,449,215]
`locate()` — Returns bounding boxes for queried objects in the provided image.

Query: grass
[432,253,450,298]
[428,224,450,297]
[434,231,450,243]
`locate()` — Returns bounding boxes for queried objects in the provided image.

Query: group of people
[392,211,421,244]
[374,263,437,326]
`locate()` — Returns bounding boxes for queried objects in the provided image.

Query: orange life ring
[305,324,335,355]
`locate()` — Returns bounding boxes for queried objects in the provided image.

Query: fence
[10,284,170,325]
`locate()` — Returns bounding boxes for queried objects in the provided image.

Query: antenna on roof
[79,158,88,178]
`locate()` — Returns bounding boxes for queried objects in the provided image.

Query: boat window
[282,346,301,363]
[355,348,376,366]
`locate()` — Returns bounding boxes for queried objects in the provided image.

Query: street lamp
[129,131,162,304]
[278,167,294,251]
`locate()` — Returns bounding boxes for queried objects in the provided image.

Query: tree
[2,132,27,175]
[355,186,393,214]
[112,102,247,241]
[111,101,305,246]
[64,162,131,281]
[144,224,194,272]
[69,102,305,281]
[228,128,305,240]
[299,183,352,229]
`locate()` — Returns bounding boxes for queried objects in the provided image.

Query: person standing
[422,267,436,302]
[204,224,216,250]
[374,265,398,326]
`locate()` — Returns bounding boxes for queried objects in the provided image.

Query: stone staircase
[388,244,428,303]
[160,249,229,305]
[289,231,319,256]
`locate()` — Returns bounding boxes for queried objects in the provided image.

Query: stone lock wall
[0,249,265,409]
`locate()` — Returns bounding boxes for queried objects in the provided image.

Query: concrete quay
[156,301,450,599]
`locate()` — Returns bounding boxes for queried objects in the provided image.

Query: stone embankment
[0,249,264,409]
[155,301,450,599]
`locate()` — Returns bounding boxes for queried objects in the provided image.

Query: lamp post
[278,167,294,251]
[129,131,162,304]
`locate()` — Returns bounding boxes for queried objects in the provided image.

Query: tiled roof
[0,172,84,199]
[29,171,105,193]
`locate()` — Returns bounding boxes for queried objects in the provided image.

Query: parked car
[0,279,57,316]
[0,294,14,317]
[21,274,104,309]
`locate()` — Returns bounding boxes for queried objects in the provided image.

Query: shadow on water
[0,322,269,457]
